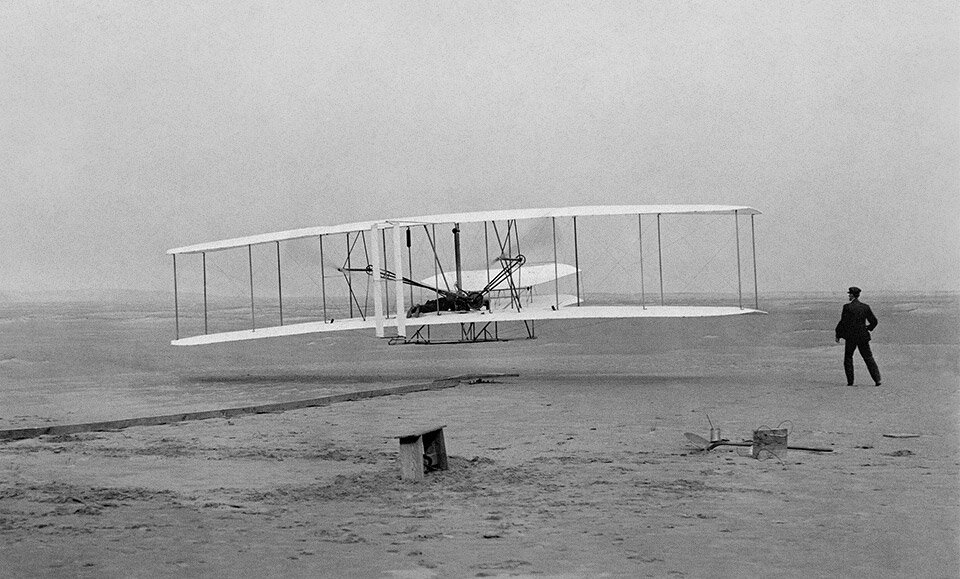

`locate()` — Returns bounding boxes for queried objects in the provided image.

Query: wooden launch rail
[0,374,516,442]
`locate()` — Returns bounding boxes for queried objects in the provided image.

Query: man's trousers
[844,339,882,385]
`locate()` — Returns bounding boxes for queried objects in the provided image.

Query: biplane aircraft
[167,205,764,346]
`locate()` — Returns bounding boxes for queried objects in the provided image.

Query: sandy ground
[0,294,958,578]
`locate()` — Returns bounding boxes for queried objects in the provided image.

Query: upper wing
[167,205,760,255]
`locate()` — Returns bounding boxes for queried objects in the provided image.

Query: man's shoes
[847,383,854,386]
[875,382,882,387]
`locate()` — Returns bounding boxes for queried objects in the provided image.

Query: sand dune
[0,294,957,577]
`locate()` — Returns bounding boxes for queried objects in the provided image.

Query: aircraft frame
[167,205,764,346]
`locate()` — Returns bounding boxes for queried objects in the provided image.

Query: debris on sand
[882,449,916,457]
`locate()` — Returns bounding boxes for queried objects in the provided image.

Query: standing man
[835,286,882,386]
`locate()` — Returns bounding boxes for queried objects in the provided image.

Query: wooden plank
[398,436,425,481]
[396,424,447,440]
[423,428,448,471]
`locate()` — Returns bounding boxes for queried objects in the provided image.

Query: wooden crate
[396,425,448,481]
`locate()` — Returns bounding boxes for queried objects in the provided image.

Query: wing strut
[276,241,283,326]
[406,227,414,307]
[552,217,559,309]
[381,228,391,318]
[431,225,440,314]
[172,254,179,340]
[319,235,328,322]
[371,223,384,337]
[392,222,406,339]
[751,214,759,310]
[202,252,208,334]
[657,214,664,306]
[484,222,491,288]
[513,220,522,288]
[638,214,646,310]
[453,223,463,292]
[735,210,743,309]
[573,216,581,306]
[358,230,371,316]
[247,245,255,330]
[345,233,353,318]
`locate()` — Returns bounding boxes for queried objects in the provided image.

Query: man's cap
[848,286,861,297]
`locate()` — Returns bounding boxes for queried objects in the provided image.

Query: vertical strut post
[172,254,179,340]
[406,227,413,307]
[346,233,353,319]
[393,223,406,339]
[735,210,743,309]
[202,252,208,334]
[432,224,439,315]
[513,220,522,288]
[248,244,255,330]
[453,223,463,293]
[638,214,646,309]
[359,231,370,319]
[319,236,328,322]
[751,214,759,310]
[276,241,283,326]
[573,216,581,306]
[382,228,391,318]
[657,214,664,306]
[552,217,559,309]
[371,223,384,338]
[484,222,491,288]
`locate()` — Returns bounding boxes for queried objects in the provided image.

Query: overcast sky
[2,1,957,297]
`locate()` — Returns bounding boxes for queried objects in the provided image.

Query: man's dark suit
[835,299,881,385]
